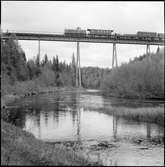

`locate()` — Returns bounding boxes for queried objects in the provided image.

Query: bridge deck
[1,32,164,45]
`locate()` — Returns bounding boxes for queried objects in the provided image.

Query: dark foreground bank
[1,120,97,166]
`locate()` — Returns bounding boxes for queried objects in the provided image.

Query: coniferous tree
[43,54,48,66]
[35,54,41,77]
[35,54,40,67]
[1,36,29,82]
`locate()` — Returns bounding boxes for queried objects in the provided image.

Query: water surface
[7,88,164,143]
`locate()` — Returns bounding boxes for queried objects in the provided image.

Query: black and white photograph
[1,1,164,166]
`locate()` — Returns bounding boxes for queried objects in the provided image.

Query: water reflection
[146,123,151,140]
[113,115,118,140]
[4,107,26,127]
[6,89,164,143]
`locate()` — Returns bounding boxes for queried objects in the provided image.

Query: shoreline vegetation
[1,87,164,125]
[1,120,97,166]
[112,107,164,126]
[1,86,86,108]
[101,49,164,100]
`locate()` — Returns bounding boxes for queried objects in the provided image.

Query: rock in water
[1,99,6,109]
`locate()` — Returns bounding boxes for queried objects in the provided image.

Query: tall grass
[112,107,164,126]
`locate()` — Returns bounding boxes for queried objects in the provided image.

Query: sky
[1,1,164,68]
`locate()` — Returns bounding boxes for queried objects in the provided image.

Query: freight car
[157,33,164,38]
[64,27,86,38]
[64,28,164,42]
[122,34,139,40]
[111,33,137,40]
[157,33,165,41]
[87,29,113,38]
[137,31,157,40]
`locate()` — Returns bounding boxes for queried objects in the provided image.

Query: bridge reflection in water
[20,91,164,143]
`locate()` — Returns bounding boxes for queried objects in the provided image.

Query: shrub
[101,48,164,99]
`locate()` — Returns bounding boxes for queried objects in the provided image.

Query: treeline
[2,37,163,99]
[81,67,111,89]
[101,48,164,99]
[1,37,110,95]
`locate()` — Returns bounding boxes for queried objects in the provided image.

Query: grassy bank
[1,120,95,166]
[111,107,164,126]
[83,104,164,126]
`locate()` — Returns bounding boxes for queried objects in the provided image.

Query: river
[6,88,164,166]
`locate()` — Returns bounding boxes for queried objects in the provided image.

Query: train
[87,29,113,38]
[64,27,86,38]
[64,27,113,38]
[64,27,164,41]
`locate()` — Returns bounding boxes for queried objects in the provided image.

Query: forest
[1,36,164,99]
[101,47,164,99]
[1,37,111,96]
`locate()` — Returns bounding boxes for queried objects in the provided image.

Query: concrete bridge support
[76,42,82,87]
[112,43,118,69]
[157,45,160,53]
[38,40,41,63]
[146,44,151,56]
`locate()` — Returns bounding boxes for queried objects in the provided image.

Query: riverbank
[1,86,86,109]
[102,92,165,101]
[114,107,164,126]
[2,87,164,126]
[108,107,164,126]
[47,138,164,166]
[1,120,97,166]
[1,87,95,165]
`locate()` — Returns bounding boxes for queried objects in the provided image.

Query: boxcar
[157,33,164,39]
[123,34,139,40]
[137,31,157,40]
[87,29,113,38]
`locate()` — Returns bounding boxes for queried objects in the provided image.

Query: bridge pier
[146,44,151,56]
[112,43,118,69]
[76,42,81,87]
[76,57,78,87]
[157,45,160,53]
[38,39,40,63]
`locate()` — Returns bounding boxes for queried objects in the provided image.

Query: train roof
[64,29,86,31]
[137,31,157,34]
[87,29,113,31]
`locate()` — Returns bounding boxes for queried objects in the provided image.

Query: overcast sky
[1,1,164,68]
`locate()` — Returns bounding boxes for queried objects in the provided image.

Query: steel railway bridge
[1,31,164,87]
